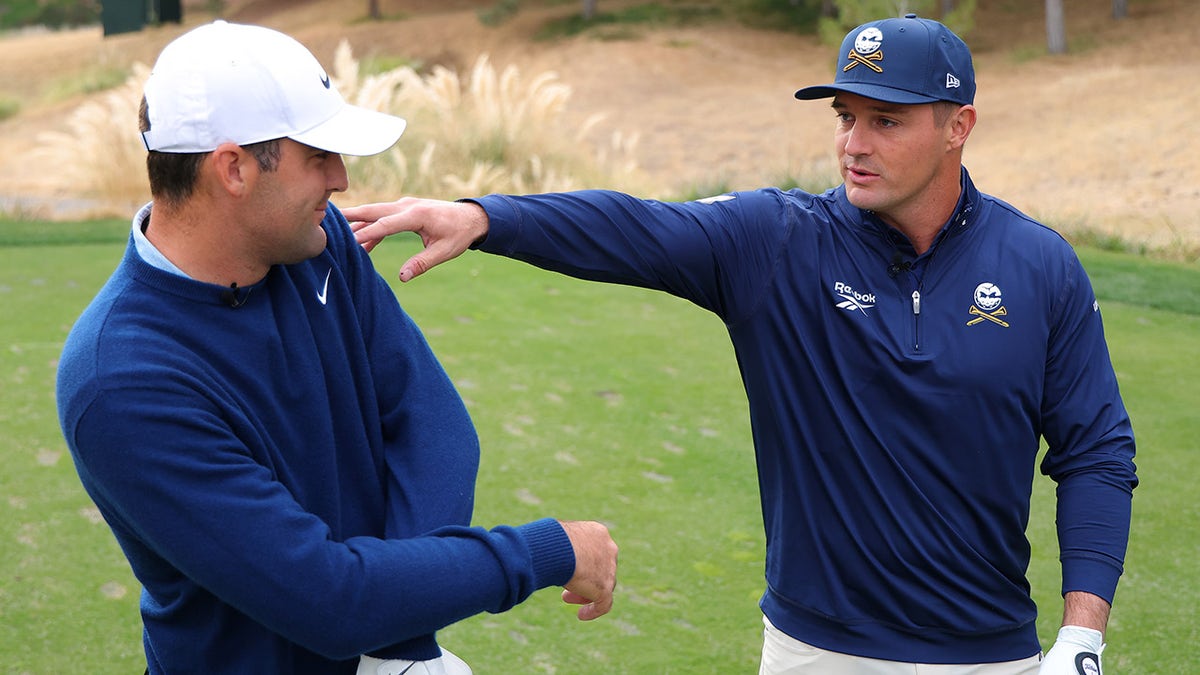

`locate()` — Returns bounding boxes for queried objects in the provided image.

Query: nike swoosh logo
[316,269,331,305]
[320,72,331,89]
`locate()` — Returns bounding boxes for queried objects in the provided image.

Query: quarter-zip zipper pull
[911,290,921,315]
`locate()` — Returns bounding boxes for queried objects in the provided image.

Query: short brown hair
[140,96,282,208]
[932,101,963,128]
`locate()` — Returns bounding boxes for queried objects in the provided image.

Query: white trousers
[356,647,472,675]
[761,616,1042,675]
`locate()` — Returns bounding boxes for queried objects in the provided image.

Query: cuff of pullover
[469,194,521,254]
[519,517,576,590]
[1061,552,1123,604]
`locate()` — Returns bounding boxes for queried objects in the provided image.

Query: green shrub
[0,97,20,122]
[535,3,723,41]
[478,0,519,27]
[45,64,130,101]
[0,0,99,30]
[733,0,822,32]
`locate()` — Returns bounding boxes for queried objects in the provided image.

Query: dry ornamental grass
[30,41,648,216]
[2,0,1198,255]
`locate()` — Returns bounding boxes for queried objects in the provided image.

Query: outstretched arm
[343,198,489,282]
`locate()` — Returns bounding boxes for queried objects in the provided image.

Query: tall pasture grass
[33,43,649,217]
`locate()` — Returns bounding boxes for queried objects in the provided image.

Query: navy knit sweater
[57,204,575,673]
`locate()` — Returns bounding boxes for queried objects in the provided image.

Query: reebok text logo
[833,281,876,316]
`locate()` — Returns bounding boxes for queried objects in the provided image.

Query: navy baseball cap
[795,14,975,105]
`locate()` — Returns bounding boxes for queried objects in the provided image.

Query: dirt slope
[1,0,1196,250]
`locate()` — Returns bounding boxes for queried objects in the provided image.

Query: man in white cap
[56,21,618,675]
[344,14,1135,675]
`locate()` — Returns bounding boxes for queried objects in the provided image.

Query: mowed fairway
[1,222,1196,673]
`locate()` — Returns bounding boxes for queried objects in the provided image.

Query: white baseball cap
[140,20,406,156]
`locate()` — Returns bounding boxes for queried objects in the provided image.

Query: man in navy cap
[345,15,1135,675]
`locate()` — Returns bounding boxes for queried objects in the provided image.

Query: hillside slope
[1,0,1196,249]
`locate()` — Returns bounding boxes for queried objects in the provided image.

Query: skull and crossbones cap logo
[795,14,975,106]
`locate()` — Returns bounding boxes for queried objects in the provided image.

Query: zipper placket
[912,204,972,350]
[884,200,971,353]
[911,286,922,351]
[907,252,934,352]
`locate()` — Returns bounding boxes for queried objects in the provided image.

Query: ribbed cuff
[518,517,575,590]
[1061,553,1123,604]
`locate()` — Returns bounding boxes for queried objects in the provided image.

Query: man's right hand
[557,520,618,621]
[1039,626,1104,675]
[343,198,490,282]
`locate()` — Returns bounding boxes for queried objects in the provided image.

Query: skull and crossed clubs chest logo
[968,282,1010,328]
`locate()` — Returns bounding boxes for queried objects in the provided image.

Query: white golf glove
[1039,625,1104,675]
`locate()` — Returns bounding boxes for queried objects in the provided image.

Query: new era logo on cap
[795,14,975,106]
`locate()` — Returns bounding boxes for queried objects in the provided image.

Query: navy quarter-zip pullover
[472,168,1137,663]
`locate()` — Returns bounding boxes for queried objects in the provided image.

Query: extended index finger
[349,212,423,248]
[341,201,402,225]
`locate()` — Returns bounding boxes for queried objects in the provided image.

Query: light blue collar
[131,202,190,278]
